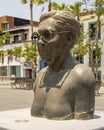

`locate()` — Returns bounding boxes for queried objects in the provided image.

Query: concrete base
[0,108,104,130]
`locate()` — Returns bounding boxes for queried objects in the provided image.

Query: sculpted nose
[38,38,45,45]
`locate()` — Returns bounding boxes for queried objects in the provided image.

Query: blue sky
[0,0,95,21]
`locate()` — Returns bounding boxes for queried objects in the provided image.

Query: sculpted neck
[48,52,78,72]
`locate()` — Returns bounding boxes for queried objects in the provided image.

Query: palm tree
[0,30,10,46]
[6,49,14,63]
[0,51,5,64]
[48,0,52,11]
[21,0,48,36]
[68,2,82,21]
[5,49,14,76]
[13,46,22,61]
[52,2,69,11]
[0,51,5,78]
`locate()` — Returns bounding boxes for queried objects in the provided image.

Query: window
[24,33,27,41]
[14,35,19,43]
[1,22,9,30]
[76,55,84,64]
[21,33,27,41]
[98,70,101,81]
[89,48,101,67]
[80,24,84,42]
[89,22,101,40]
[5,39,10,45]
[93,70,101,81]
[0,67,7,76]
[10,66,21,77]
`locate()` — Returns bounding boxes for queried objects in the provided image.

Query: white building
[0,16,39,78]
[80,11,104,83]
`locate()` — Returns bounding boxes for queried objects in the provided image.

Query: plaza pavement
[0,83,104,130]
[0,83,104,111]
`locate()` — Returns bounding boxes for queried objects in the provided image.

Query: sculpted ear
[66,32,78,49]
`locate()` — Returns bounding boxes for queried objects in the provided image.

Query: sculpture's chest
[33,70,75,119]
[38,69,72,90]
[34,86,74,119]
[36,69,75,101]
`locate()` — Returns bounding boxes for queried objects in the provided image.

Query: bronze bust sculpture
[31,11,96,120]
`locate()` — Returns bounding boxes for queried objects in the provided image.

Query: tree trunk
[30,2,33,37]
[48,0,52,11]
[94,17,100,81]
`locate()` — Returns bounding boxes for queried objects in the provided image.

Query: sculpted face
[37,18,70,65]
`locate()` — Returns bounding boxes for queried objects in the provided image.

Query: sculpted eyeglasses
[32,30,71,44]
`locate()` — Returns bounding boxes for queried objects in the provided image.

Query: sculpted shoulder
[71,64,96,87]
[33,67,48,90]
[38,66,47,76]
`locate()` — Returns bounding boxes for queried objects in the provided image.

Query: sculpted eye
[42,30,53,42]
[67,37,71,42]
[66,33,73,42]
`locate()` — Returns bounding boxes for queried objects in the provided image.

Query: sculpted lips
[39,49,51,61]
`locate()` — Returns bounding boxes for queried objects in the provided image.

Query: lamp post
[31,32,38,78]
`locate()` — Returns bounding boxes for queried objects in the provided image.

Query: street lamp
[31,32,38,78]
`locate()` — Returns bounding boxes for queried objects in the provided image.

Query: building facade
[0,16,39,78]
[79,11,104,83]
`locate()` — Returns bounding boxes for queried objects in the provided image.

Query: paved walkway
[0,88,33,111]
[0,83,104,111]
[95,86,104,111]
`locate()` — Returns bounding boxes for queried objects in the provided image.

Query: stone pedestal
[0,108,104,130]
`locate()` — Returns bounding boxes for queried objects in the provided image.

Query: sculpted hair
[40,11,80,49]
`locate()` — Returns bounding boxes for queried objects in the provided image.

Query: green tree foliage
[6,49,14,62]
[22,43,35,62]
[52,2,69,11]
[5,47,22,63]
[0,30,10,46]
[13,47,22,61]
[22,43,38,79]
[5,43,38,79]
[0,51,5,64]
[72,28,88,62]
[68,2,82,21]
[88,0,104,80]
[0,30,10,64]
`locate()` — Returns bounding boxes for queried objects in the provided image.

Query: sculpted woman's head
[37,11,80,65]
[39,11,80,49]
